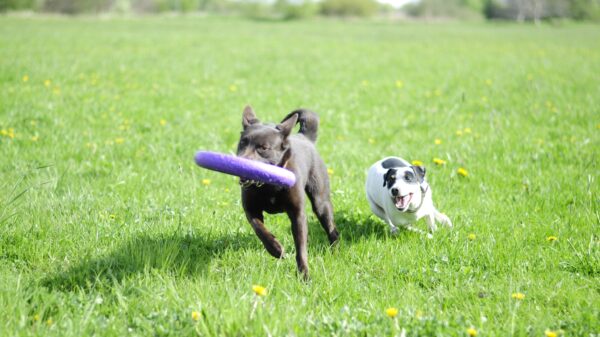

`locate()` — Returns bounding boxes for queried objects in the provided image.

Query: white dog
[366,157,452,236]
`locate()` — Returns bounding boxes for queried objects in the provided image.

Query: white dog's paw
[426,233,434,239]
[439,213,453,228]
[389,225,399,235]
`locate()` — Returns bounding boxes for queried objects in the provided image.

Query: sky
[376,0,417,8]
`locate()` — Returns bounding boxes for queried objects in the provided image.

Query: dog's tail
[280,109,319,143]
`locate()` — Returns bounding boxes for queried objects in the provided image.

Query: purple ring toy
[194,151,296,188]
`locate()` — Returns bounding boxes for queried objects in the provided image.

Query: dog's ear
[412,165,426,182]
[278,147,292,168]
[276,113,298,138]
[412,165,428,192]
[242,105,259,129]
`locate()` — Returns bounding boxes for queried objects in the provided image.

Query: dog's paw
[390,226,399,235]
[426,233,434,239]
[438,213,453,228]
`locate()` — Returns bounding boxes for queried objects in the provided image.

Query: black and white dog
[366,157,452,236]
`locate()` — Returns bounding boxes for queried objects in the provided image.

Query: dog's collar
[404,185,428,213]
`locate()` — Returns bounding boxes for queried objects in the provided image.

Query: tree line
[1,0,599,21]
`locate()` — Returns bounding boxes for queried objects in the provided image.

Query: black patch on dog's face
[383,168,397,188]
[381,158,407,169]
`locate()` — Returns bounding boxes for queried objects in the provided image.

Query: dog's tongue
[395,194,412,209]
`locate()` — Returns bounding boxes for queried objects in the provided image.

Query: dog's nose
[391,187,399,196]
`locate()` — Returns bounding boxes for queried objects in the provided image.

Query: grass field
[1,16,599,336]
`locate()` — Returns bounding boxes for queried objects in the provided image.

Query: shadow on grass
[42,231,258,292]
[333,210,390,243]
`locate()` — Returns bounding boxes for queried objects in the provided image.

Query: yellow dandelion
[33,314,40,322]
[46,318,53,326]
[395,80,403,88]
[468,233,476,241]
[433,158,446,166]
[229,84,237,92]
[160,119,167,126]
[361,80,369,86]
[434,89,442,97]
[596,123,600,129]
[53,87,61,95]
[546,236,558,242]
[415,310,424,319]
[0,129,7,136]
[336,135,345,141]
[481,96,488,103]
[545,330,557,337]
[457,168,469,177]
[327,168,334,175]
[202,179,211,186]
[485,79,492,86]
[434,138,442,145]
[464,127,472,134]
[467,327,478,336]
[23,75,29,82]
[109,214,116,220]
[252,285,267,297]
[115,137,125,144]
[511,292,525,300]
[368,138,375,144]
[385,307,398,318]
[31,136,39,142]
[456,130,463,136]
[191,311,201,321]
[44,79,51,87]
[411,160,423,166]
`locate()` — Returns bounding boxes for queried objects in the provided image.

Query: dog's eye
[257,145,269,151]
[404,173,414,182]
[239,138,248,147]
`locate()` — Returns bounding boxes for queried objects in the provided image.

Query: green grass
[1,16,599,336]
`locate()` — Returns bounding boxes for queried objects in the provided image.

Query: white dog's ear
[412,165,428,192]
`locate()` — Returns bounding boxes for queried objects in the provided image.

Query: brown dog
[237,106,339,278]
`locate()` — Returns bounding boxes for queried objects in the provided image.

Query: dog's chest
[242,185,290,214]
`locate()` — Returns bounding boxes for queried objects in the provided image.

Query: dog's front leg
[425,214,438,233]
[405,225,434,239]
[434,210,453,228]
[287,206,309,279]
[245,211,285,258]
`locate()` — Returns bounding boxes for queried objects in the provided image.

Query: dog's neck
[404,185,428,214]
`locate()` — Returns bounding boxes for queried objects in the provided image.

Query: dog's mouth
[394,193,413,211]
[239,178,264,188]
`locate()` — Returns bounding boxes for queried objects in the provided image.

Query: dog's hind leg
[306,174,339,245]
[306,193,339,246]
[245,211,285,258]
